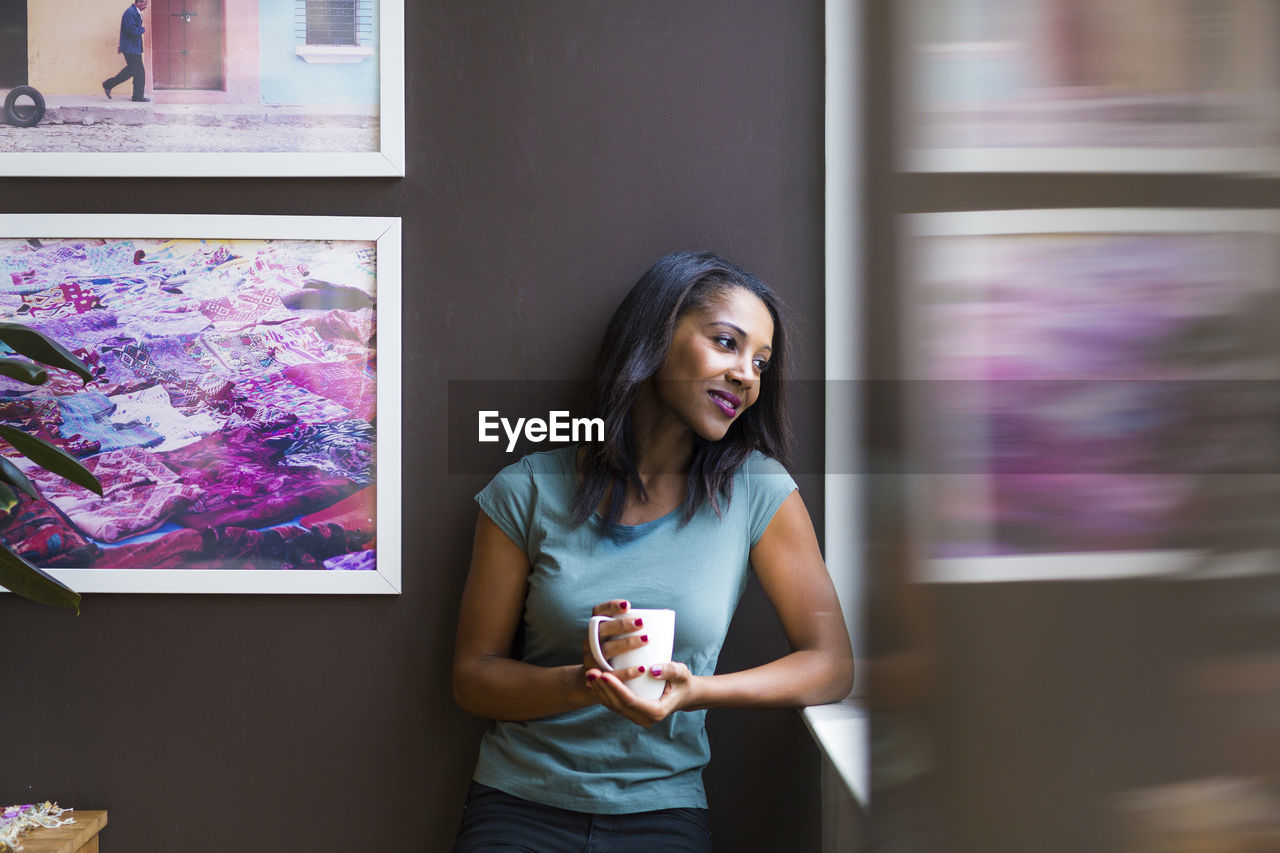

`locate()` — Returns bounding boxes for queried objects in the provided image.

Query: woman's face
[651,286,775,442]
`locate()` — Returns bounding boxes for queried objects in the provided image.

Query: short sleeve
[745,453,798,546]
[475,457,537,553]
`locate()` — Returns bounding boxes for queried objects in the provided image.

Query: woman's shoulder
[740,449,792,479]
[476,446,578,529]
[735,451,798,543]
[489,445,578,481]
[522,444,578,473]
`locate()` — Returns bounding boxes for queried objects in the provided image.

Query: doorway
[0,1,27,88]
[151,0,224,90]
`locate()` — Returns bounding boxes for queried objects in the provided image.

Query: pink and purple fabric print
[0,237,380,572]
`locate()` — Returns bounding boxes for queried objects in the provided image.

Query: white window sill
[924,548,1277,584]
[295,45,375,64]
[800,697,869,807]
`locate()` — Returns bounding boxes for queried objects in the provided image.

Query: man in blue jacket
[102,0,150,103]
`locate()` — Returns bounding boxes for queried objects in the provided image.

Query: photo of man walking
[102,0,149,103]
[0,0,388,166]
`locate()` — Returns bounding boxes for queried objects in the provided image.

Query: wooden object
[11,810,107,853]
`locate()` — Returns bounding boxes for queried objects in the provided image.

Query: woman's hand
[580,598,650,676]
[579,598,695,727]
[584,660,699,728]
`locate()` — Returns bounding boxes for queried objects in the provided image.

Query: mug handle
[587,615,615,672]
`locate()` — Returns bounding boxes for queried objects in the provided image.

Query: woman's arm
[452,511,596,721]
[695,489,855,707]
[586,491,855,724]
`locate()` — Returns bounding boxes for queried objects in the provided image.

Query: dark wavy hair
[571,250,793,532]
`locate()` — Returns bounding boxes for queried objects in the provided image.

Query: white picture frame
[0,213,401,594]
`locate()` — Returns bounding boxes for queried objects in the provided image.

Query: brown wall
[0,2,827,851]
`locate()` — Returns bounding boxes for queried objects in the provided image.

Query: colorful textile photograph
[909,210,1280,567]
[0,0,404,176]
[0,216,401,593]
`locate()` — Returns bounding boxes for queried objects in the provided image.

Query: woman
[453,251,853,851]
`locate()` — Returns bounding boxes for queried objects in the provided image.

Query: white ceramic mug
[587,608,676,701]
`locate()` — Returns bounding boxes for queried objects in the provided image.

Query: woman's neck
[629,381,694,477]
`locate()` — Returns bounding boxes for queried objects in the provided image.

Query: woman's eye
[754,357,772,372]
[714,335,736,350]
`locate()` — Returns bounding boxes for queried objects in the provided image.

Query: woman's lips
[708,389,741,417]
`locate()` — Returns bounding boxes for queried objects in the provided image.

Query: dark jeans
[105,53,146,100]
[454,782,713,853]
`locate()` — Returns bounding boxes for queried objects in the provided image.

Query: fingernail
[640,635,649,643]
[634,618,644,628]
[587,673,598,682]
[651,666,663,677]
[637,666,645,674]
[619,600,630,611]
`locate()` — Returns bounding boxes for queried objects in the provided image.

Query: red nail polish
[634,618,644,628]
[640,635,649,643]
[619,600,630,611]
[651,667,663,677]
[587,673,598,682]
[637,666,645,674]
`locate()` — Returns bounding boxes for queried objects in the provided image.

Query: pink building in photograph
[149,0,262,105]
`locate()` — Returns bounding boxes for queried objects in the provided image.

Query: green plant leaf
[0,357,47,386]
[0,424,102,496]
[0,544,80,613]
[0,323,94,384]
[0,455,38,499]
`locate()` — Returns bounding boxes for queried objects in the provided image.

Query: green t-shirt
[471,445,797,814]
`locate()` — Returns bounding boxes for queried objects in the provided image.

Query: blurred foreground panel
[859,213,1280,851]
[905,0,1280,153]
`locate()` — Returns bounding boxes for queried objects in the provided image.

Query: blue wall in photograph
[258,0,380,105]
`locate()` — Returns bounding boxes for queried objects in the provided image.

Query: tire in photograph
[4,86,46,128]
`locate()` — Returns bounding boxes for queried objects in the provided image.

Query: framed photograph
[0,0,404,177]
[0,213,400,594]
[905,209,1280,581]
[900,2,1280,173]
